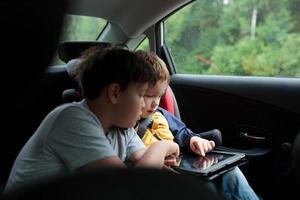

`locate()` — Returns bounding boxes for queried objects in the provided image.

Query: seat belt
[136,115,153,139]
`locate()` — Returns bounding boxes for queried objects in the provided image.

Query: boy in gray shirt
[5,45,179,192]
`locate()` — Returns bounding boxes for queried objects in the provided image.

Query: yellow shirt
[136,111,174,147]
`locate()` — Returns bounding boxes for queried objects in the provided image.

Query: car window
[165,0,300,77]
[51,15,107,65]
[136,37,150,51]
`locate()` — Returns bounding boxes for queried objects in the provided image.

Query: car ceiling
[66,0,192,38]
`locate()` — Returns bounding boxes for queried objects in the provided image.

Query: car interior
[0,0,69,191]
[1,0,300,199]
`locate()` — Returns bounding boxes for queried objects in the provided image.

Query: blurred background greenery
[165,0,300,77]
[54,0,300,77]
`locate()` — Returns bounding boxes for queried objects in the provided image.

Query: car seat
[160,84,181,119]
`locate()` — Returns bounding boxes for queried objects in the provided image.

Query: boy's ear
[107,83,120,104]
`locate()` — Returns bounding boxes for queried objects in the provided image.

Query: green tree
[166,0,222,73]
[166,0,300,77]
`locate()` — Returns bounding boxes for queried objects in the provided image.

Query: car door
[158,1,300,199]
[167,74,300,199]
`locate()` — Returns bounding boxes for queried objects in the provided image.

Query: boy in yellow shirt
[134,50,260,200]
[134,50,215,156]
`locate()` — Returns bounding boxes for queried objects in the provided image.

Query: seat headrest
[66,58,82,78]
[58,41,112,63]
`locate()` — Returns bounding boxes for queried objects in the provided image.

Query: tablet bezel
[172,150,246,176]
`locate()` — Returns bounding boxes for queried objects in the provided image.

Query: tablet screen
[174,150,245,175]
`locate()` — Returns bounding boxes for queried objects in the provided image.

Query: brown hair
[135,50,170,86]
[74,45,156,99]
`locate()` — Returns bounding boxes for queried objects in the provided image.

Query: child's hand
[134,140,179,169]
[163,141,179,166]
[190,136,215,156]
[164,155,177,166]
[162,140,180,158]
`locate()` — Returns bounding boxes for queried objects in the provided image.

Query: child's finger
[209,140,215,148]
[164,156,176,166]
[193,142,205,156]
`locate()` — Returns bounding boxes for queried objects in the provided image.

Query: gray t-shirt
[5,100,145,192]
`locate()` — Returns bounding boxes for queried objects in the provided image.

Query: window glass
[165,0,300,77]
[136,37,150,51]
[51,15,107,65]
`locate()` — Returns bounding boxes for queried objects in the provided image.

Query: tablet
[172,150,247,180]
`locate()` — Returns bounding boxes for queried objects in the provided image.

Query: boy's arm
[156,107,194,151]
[129,148,146,164]
[79,140,180,170]
[156,108,218,155]
[156,108,217,153]
[77,156,127,171]
[133,140,179,168]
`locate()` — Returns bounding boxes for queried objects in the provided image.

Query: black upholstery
[0,0,69,190]
[198,129,222,147]
[293,133,300,183]
[1,168,222,200]
[1,1,68,95]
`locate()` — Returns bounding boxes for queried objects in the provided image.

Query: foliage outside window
[165,0,300,77]
[51,15,106,65]
[136,37,150,51]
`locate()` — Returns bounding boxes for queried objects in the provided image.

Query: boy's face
[113,82,148,128]
[141,80,168,118]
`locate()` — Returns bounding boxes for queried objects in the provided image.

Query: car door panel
[170,74,300,199]
[170,74,300,146]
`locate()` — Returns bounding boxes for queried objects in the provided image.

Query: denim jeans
[208,167,260,200]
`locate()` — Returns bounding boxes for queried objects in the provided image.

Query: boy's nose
[151,98,160,108]
[141,97,146,109]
